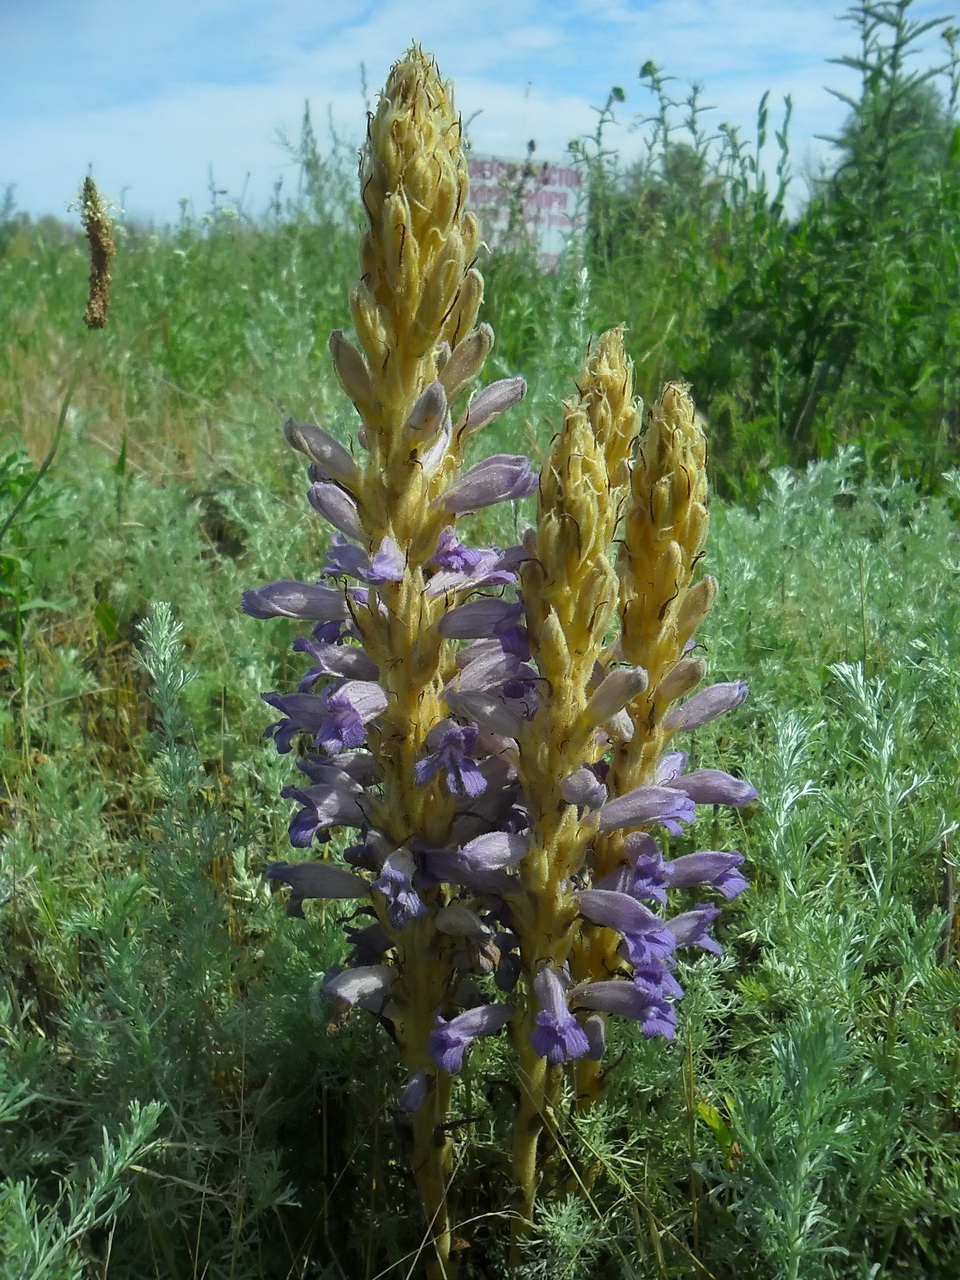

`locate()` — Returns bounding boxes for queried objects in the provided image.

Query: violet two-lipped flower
[530,966,590,1064]
[371,849,428,929]
[429,1003,515,1074]
[414,721,487,797]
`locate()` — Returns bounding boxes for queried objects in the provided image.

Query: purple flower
[597,784,696,835]
[262,681,388,756]
[312,620,344,643]
[573,979,679,1042]
[456,377,527,439]
[242,581,348,621]
[343,920,392,965]
[577,889,676,968]
[530,967,590,1064]
[667,851,748,900]
[458,831,528,870]
[561,766,607,811]
[656,751,687,783]
[318,681,389,753]
[624,833,671,903]
[283,417,359,486]
[668,904,724,956]
[638,1001,677,1040]
[369,536,406,583]
[432,527,484,572]
[426,547,517,596]
[595,833,670,903]
[633,961,684,1002]
[414,722,487,797]
[439,454,537,515]
[267,860,368,917]
[292,636,378,689]
[663,681,750,732]
[666,768,758,808]
[372,849,427,929]
[322,964,394,1013]
[429,1003,514,1074]
[321,536,370,581]
[440,600,528,659]
[281,775,365,846]
[307,477,363,540]
[296,749,379,787]
[399,1070,430,1112]
[445,689,527,738]
[405,380,448,441]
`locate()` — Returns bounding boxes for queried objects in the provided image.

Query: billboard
[467,156,583,269]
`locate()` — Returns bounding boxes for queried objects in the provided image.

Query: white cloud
[2,0,955,222]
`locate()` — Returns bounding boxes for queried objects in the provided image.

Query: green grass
[2,2,960,1276]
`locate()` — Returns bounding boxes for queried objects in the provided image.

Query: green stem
[510,1033,548,1268]
[411,1071,456,1279]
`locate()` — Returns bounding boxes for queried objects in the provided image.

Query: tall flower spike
[245,47,532,1280]
[246,48,754,1270]
[598,382,712,868]
[505,334,644,1253]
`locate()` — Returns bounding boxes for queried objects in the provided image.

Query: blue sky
[2,0,955,225]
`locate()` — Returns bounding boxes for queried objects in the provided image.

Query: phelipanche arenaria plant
[244,46,754,1268]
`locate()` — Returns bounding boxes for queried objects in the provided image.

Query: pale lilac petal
[584,1014,606,1060]
[456,377,527,439]
[445,689,527,738]
[667,851,748,899]
[656,752,688,784]
[531,967,590,1063]
[656,657,707,706]
[663,681,750,732]
[322,536,370,580]
[439,454,537,515]
[307,479,362,540]
[420,413,453,474]
[405,380,447,441]
[668,904,724,955]
[667,769,757,807]
[242,581,348,621]
[267,861,368,919]
[429,1003,514,1074]
[293,636,379,686]
[435,905,491,941]
[369,536,406,583]
[598,785,696,834]
[452,640,524,690]
[282,778,365,838]
[459,832,528,870]
[322,964,393,1012]
[440,599,525,640]
[573,980,650,1019]
[561,767,607,811]
[399,1070,430,1112]
[284,418,358,486]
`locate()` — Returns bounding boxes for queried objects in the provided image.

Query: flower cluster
[244,46,755,1268]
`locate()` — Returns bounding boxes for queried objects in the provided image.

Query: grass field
[2,3,960,1277]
